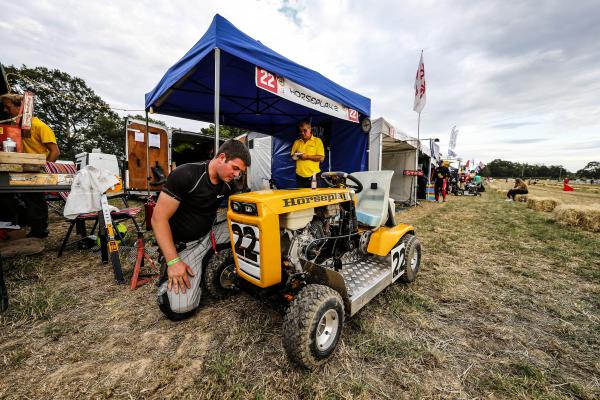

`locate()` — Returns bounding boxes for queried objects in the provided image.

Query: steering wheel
[321,172,363,193]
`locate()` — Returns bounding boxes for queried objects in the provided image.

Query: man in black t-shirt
[152,140,251,294]
[434,160,451,202]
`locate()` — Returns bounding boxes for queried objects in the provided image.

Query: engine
[282,203,350,273]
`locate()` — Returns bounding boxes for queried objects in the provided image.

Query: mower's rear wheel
[400,234,422,283]
[204,248,239,299]
[283,284,344,369]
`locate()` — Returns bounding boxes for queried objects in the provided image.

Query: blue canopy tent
[145,14,371,188]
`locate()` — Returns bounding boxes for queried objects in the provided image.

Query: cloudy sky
[2,0,599,172]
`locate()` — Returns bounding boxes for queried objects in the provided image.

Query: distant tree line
[480,159,600,179]
[4,65,242,161]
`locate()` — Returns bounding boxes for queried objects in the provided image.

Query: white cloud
[1,0,599,171]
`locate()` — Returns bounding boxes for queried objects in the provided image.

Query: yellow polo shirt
[290,135,324,178]
[22,117,57,156]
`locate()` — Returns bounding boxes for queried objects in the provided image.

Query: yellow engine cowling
[227,188,355,288]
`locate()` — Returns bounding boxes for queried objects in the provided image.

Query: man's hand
[167,260,195,294]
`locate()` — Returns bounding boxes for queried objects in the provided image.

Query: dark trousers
[296,173,322,189]
[21,193,49,234]
[507,189,528,199]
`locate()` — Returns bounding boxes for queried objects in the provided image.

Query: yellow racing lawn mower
[212,170,423,368]
[158,170,422,369]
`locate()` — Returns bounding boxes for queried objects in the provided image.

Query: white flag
[413,52,426,113]
[448,125,458,157]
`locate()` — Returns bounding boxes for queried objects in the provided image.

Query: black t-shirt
[161,162,233,243]
[434,166,450,182]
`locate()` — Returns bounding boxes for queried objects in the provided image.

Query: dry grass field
[1,188,599,399]
[492,179,600,207]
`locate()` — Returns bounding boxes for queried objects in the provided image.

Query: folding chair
[57,207,142,257]
[50,161,142,257]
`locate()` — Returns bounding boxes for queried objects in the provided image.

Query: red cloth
[563,184,574,191]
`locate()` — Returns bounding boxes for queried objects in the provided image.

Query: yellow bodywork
[227,187,414,287]
[366,224,415,256]
[227,188,354,288]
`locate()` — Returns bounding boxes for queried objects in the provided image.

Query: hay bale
[526,197,544,211]
[526,196,561,212]
[541,198,562,212]
[554,205,600,232]
[497,189,508,196]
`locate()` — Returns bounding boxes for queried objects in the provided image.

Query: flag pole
[414,112,421,206]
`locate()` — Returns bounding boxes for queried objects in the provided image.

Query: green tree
[126,114,167,128]
[82,113,125,159]
[200,124,247,139]
[576,161,600,179]
[5,65,116,160]
[481,159,571,178]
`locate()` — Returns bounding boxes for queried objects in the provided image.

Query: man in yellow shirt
[290,120,324,188]
[1,93,61,237]
[1,94,60,161]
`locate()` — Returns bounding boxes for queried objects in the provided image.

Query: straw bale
[554,204,600,232]
[526,197,561,212]
[515,194,527,202]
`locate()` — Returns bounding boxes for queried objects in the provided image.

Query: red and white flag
[413,51,426,113]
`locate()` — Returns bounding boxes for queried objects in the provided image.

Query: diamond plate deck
[340,254,392,315]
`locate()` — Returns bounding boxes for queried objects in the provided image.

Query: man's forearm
[153,218,179,262]
[46,144,60,162]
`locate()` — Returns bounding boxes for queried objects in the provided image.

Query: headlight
[230,201,257,216]
[243,203,257,215]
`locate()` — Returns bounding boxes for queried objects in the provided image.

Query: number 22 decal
[391,242,406,282]
[231,223,259,262]
[256,67,278,94]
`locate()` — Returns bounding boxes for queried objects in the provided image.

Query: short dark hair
[0,93,22,107]
[217,139,251,167]
[298,119,311,128]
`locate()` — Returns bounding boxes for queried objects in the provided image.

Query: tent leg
[145,111,150,197]
[214,48,221,154]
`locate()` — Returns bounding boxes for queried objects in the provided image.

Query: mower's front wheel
[282,284,344,369]
[204,248,239,299]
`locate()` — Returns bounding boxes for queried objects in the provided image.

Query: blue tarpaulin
[145,14,371,188]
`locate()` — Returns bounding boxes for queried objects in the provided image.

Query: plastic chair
[352,170,395,228]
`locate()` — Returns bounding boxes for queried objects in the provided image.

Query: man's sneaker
[505,198,513,202]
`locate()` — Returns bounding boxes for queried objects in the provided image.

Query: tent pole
[214,48,221,155]
[145,110,150,197]
[426,139,432,194]
[378,131,383,171]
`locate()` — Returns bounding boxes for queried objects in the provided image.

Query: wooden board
[23,164,43,172]
[0,164,43,172]
[126,121,169,191]
[0,237,45,258]
[0,152,46,165]
[8,173,74,186]
[0,164,24,172]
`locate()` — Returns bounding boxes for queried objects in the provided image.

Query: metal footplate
[306,243,408,317]
[340,255,392,316]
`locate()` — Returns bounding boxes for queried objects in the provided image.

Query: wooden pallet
[8,173,73,186]
[0,163,43,172]
[0,153,46,165]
